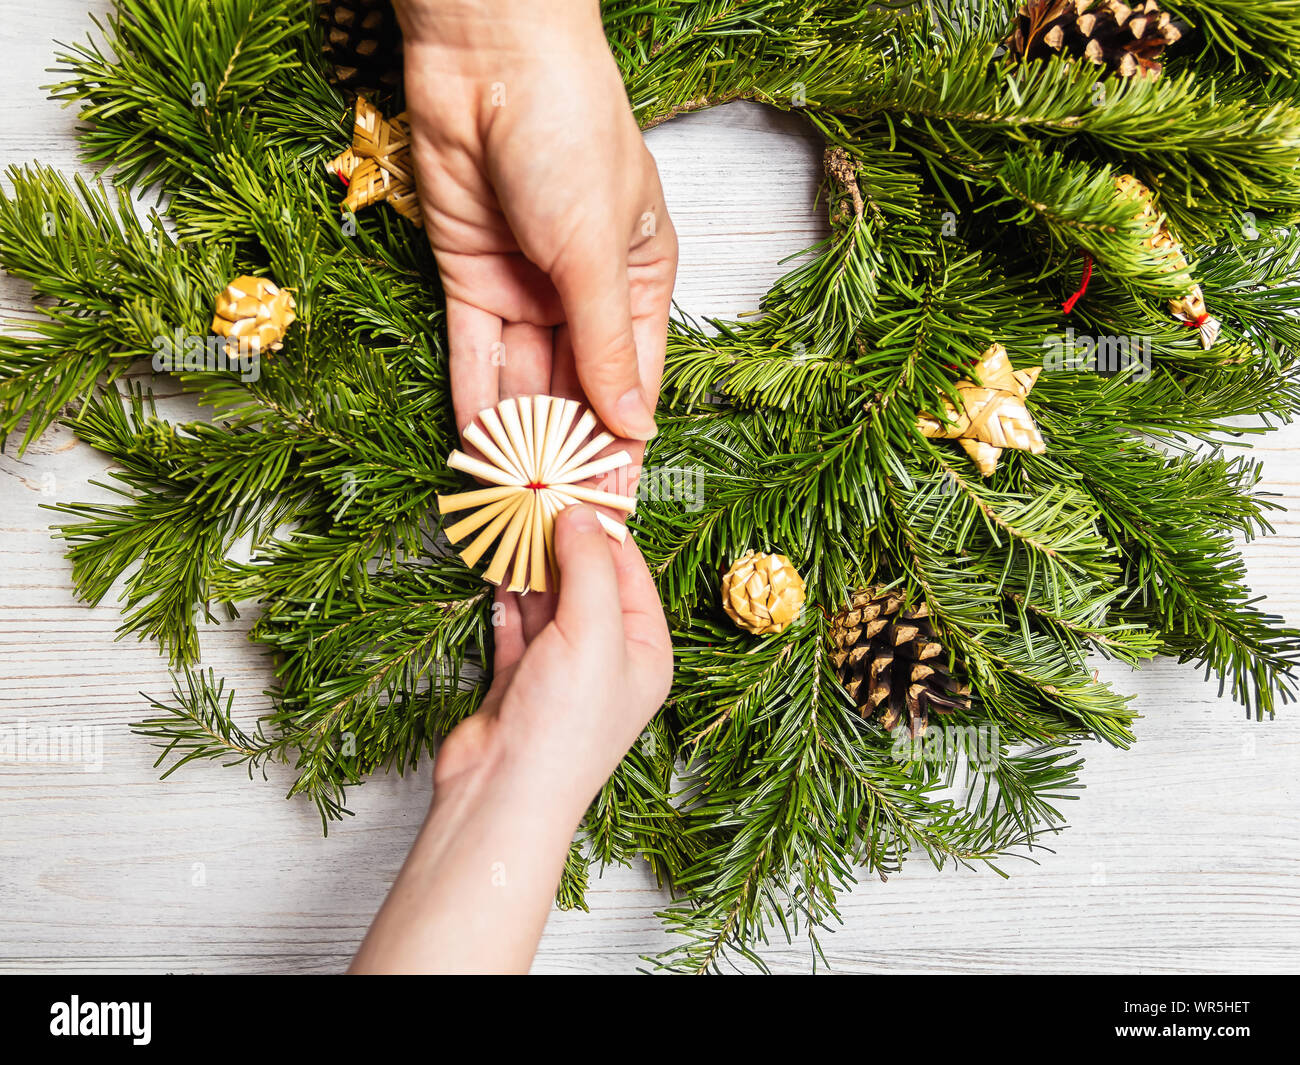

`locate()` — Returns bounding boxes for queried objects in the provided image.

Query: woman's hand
[437,504,673,819]
[350,506,672,973]
[397,0,677,462]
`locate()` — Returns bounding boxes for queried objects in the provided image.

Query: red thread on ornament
[1062,254,1094,314]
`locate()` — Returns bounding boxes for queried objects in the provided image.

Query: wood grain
[1,1,1297,976]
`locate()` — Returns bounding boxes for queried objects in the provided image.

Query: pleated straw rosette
[325,96,423,226]
[721,550,806,635]
[438,396,635,593]
[211,275,297,355]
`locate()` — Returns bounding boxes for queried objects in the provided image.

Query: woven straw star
[325,97,423,226]
[917,343,1045,476]
[438,396,635,593]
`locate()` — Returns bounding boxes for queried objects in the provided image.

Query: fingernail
[564,504,598,532]
[615,388,658,440]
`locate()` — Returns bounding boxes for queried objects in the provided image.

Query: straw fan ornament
[437,396,636,592]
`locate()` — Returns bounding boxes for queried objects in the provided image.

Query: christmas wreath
[3,0,1299,972]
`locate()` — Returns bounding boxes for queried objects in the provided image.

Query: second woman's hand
[397,0,678,454]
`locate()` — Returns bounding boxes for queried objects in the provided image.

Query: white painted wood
[1,1,1297,976]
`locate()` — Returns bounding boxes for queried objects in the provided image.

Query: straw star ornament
[917,343,1046,475]
[324,96,423,226]
[438,396,636,593]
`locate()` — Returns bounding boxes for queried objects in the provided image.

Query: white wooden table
[2,1,1298,975]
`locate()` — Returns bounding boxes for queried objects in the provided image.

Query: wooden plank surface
[1,1,1297,975]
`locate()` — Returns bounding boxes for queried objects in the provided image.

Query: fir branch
[47,0,303,188]
[134,667,278,781]
[0,166,231,448]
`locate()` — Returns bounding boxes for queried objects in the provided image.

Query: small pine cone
[721,551,806,635]
[317,0,404,94]
[211,276,296,355]
[829,586,970,736]
[1006,1,1183,79]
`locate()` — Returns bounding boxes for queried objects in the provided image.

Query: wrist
[432,718,589,840]
[356,717,583,973]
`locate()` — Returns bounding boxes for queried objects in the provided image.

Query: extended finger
[490,586,526,673]
[446,297,503,437]
[517,587,558,644]
[499,321,554,400]
[551,326,646,493]
[553,504,623,650]
[550,231,657,442]
[609,533,671,656]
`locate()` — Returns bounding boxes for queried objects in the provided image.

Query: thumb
[551,235,657,440]
[554,504,623,643]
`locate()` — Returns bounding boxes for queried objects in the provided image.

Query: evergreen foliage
[2,0,1298,971]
